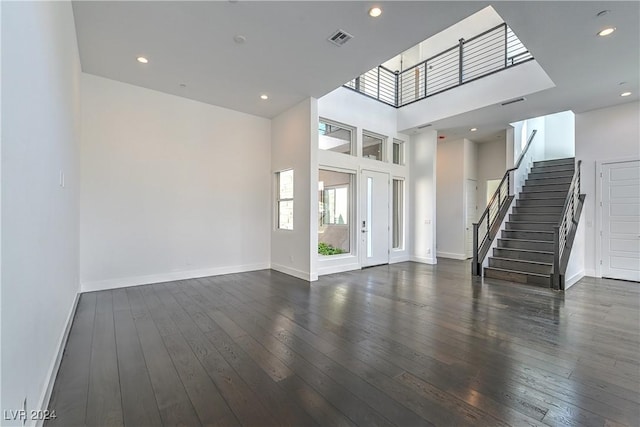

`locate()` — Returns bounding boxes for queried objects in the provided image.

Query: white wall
[410,131,438,264]
[476,139,507,217]
[80,73,271,291]
[436,138,467,259]
[565,206,586,290]
[271,98,319,281]
[398,60,554,131]
[1,1,81,423]
[575,101,640,277]
[382,6,503,71]
[544,110,575,160]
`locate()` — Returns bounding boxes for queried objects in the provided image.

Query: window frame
[392,178,405,250]
[392,139,405,165]
[318,118,355,156]
[276,169,294,231]
[362,130,387,162]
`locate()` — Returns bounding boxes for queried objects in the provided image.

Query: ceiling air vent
[501,97,526,106]
[328,29,353,47]
[417,124,433,129]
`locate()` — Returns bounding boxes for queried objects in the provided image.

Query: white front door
[601,160,640,282]
[465,179,478,259]
[361,170,390,267]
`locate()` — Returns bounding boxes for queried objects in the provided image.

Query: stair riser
[502,230,554,241]
[531,164,575,173]
[507,222,557,232]
[533,158,575,168]
[512,206,564,214]
[489,258,552,275]
[528,170,575,180]
[484,268,551,287]
[510,214,561,222]
[497,239,554,252]
[493,248,555,263]
[522,184,570,193]
[520,191,568,199]
[517,199,565,207]
[526,176,573,186]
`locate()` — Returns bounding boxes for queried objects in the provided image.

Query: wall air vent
[417,124,433,129]
[501,97,526,106]
[328,29,353,47]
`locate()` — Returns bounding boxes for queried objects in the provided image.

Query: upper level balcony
[344,22,533,108]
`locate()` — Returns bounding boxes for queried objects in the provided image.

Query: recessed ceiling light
[260,94,269,100]
[620,91,632,97]
[369,7,382,17]
[136,56,149,64]
[233,35,246,44]
[470,128,477,132]
[598,27,616,37]
[179,83,187,88]
[596,10,611,18]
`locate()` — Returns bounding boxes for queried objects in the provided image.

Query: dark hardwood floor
[46,259,640,426]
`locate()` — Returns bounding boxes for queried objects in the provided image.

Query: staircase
[484,157,575,287]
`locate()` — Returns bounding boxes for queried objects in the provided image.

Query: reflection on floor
[47,259,640,426]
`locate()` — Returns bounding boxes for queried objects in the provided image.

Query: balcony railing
[344,23,533,108]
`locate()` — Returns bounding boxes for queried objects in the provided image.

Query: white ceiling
[73,1,639,130]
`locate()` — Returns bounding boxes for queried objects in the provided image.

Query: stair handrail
[552,160,582,290]
[472,129,538,275]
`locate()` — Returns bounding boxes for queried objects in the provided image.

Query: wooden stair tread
[484,267,549,278]
[498,238,554,244]
[495,247,554,255]
[490,256,552,266]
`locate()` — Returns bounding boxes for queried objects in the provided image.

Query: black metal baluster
[459,38,465,85]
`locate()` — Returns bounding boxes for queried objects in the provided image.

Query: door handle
[362,229,368,233]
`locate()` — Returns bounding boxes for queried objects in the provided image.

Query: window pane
[279,200,293,230]
[279,169,293,199]
[363,133,384,161]
[318,170,352,255]
[319,120,353,155]
[392,140,404,165]
[393,179,404,249]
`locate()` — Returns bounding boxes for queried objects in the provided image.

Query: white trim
[318,262,361,276]
[36,292,80,427]
[436,251,467,260]
[564,270,585,290]
[595,156,640,279]
[411,255,437,264]
[271,263,316,282]
[390,254,411,264]
[585,269,597,278]
[81,263,270,292]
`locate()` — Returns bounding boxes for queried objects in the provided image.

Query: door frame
[465,179,478,259]
[595,156,640,278]
[360,168,390,267]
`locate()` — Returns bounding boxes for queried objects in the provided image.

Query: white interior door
[601,160,640,282]
[361,170,390,267]
[465,179,478,258]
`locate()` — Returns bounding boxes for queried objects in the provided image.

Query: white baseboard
[436,251,467,260]
[271,263,314,282]
[390,254,411,264]
[411,255,437,264]
[36,291,80,427]
[585,268,598,278]
[318,262,361,276]
[81,262,270,292]
[565,270,586,290]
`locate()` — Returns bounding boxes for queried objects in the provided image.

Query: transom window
[319,119,354,155]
